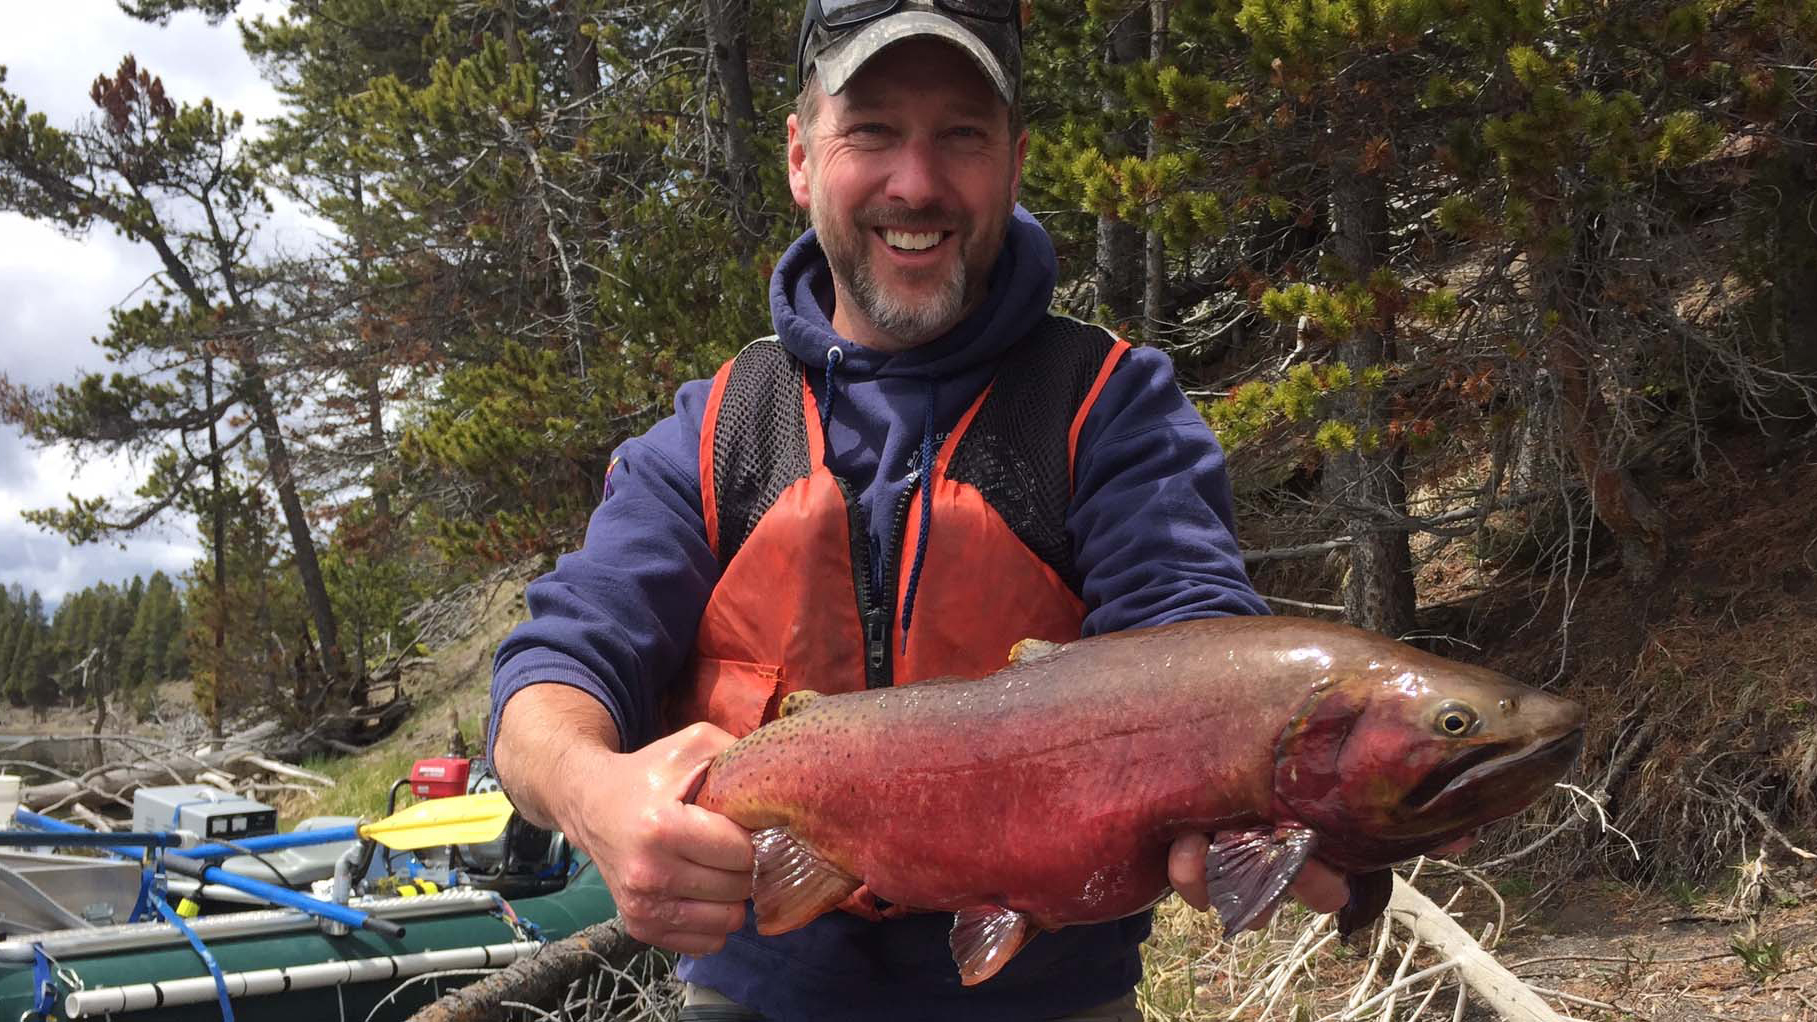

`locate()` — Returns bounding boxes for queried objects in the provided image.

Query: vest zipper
[833,477,891,689]
[872,485,918,684]
[833,478,918,690]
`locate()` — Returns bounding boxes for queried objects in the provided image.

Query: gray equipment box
[133,785,276,842]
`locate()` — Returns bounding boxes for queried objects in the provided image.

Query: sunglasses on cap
[795,0,1022,94]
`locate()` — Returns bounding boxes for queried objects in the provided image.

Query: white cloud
[0,216,166,389]
[1,0,284,604]
[0,444,201,606]
[7,1,288,128]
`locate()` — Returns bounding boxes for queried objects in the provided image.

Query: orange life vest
[673,316,1130,738]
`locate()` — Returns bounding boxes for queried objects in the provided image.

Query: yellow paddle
[358,790,515,850]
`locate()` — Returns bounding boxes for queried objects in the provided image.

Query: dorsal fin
[1007,638,1064,664]
[776,690,822,717]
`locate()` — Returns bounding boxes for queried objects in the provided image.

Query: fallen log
[1385,874,1564,1022]
[406,919,653,1022]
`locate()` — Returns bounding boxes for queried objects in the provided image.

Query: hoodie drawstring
[898,385,936,651]
[820,346,843,431]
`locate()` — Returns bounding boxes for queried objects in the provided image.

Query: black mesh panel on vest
[712,339,811,564]
[944,316,1119,594]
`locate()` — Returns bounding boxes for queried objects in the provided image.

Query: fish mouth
[1403,729,1585,814]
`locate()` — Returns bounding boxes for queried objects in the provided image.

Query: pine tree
[289,0,795,559]
[0,58,348,684]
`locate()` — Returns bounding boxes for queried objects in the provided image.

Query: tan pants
[680,983,1142,1021]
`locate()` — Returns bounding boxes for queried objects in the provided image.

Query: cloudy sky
[2,0,298,608]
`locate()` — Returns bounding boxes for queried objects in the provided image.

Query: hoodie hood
[769,205,1059,380]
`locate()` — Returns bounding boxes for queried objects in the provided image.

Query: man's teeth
[883,229,942,251]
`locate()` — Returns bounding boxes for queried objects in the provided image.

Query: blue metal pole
[13,809,141,855]
[0,830,184,849]
[13,808,359,860]
[181,824,360,860]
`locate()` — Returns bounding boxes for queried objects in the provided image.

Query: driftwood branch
[1385,875,1565,1022]
[233,754,335,788]
[406,919,651,1022]
[13,722,340,812]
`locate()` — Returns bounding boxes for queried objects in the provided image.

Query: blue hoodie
[490,208,1268,1021]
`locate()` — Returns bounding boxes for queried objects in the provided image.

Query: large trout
[691,616,1584,985]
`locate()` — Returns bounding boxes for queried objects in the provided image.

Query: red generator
[408,757,471,799]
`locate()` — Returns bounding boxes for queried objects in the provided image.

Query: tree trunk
[563,4,601,103]
[1096,13,1144,326]
[498,0,526,65]
[1325,159,1416,638]
[238,358,346,686]
[1770,39,1817,407]
[205,355,226,738]
[348,173,393,529]
[1142,0,1169,343]
[703,0,762,223]
[1771,139,1817,395]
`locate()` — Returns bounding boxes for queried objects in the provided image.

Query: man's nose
[884,136,946,210]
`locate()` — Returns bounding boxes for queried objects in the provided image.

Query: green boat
[0,865,615,1020]
[0,777,619,1020]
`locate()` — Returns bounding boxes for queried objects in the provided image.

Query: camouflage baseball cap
[796,0,1022,103]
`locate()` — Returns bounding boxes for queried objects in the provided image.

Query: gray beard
[846,252,969,345]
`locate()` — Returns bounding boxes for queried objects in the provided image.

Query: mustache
[858,207,965,232]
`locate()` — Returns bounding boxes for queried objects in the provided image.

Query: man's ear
[787,113,812,210]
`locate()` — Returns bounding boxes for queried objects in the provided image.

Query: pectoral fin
[750,827,861,936]
[1203,825,1317,938]
[1336,869,1393,937]
[950,905,1034,986]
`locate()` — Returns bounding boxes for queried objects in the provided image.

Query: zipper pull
[864,608,889,678]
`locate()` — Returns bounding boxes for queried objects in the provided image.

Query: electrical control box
[133,785,277,843]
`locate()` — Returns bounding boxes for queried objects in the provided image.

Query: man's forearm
[492,683,622,830]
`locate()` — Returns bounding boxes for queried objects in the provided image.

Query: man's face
[787,38,1026,352]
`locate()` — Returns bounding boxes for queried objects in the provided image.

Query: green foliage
[1436,195,1490,239]
[1206,362,1396,450]
[1312,418,1359,453]
[1652,110,1721,168]
[1408,288,1461,325]
[0,575,188,711]
[1730,932,1787,981]
[1259,282,1367,337]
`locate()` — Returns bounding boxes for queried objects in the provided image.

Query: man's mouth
[879,228,947,252]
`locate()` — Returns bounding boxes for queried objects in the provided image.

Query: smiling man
[792,33,1020,350]
[487,3,1338,1020]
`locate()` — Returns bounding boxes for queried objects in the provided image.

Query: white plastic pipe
[63,940,541,1017]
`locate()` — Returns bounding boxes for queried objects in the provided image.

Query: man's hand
[494,687,755,955]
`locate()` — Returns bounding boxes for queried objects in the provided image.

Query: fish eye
[1435,702,1478,737]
